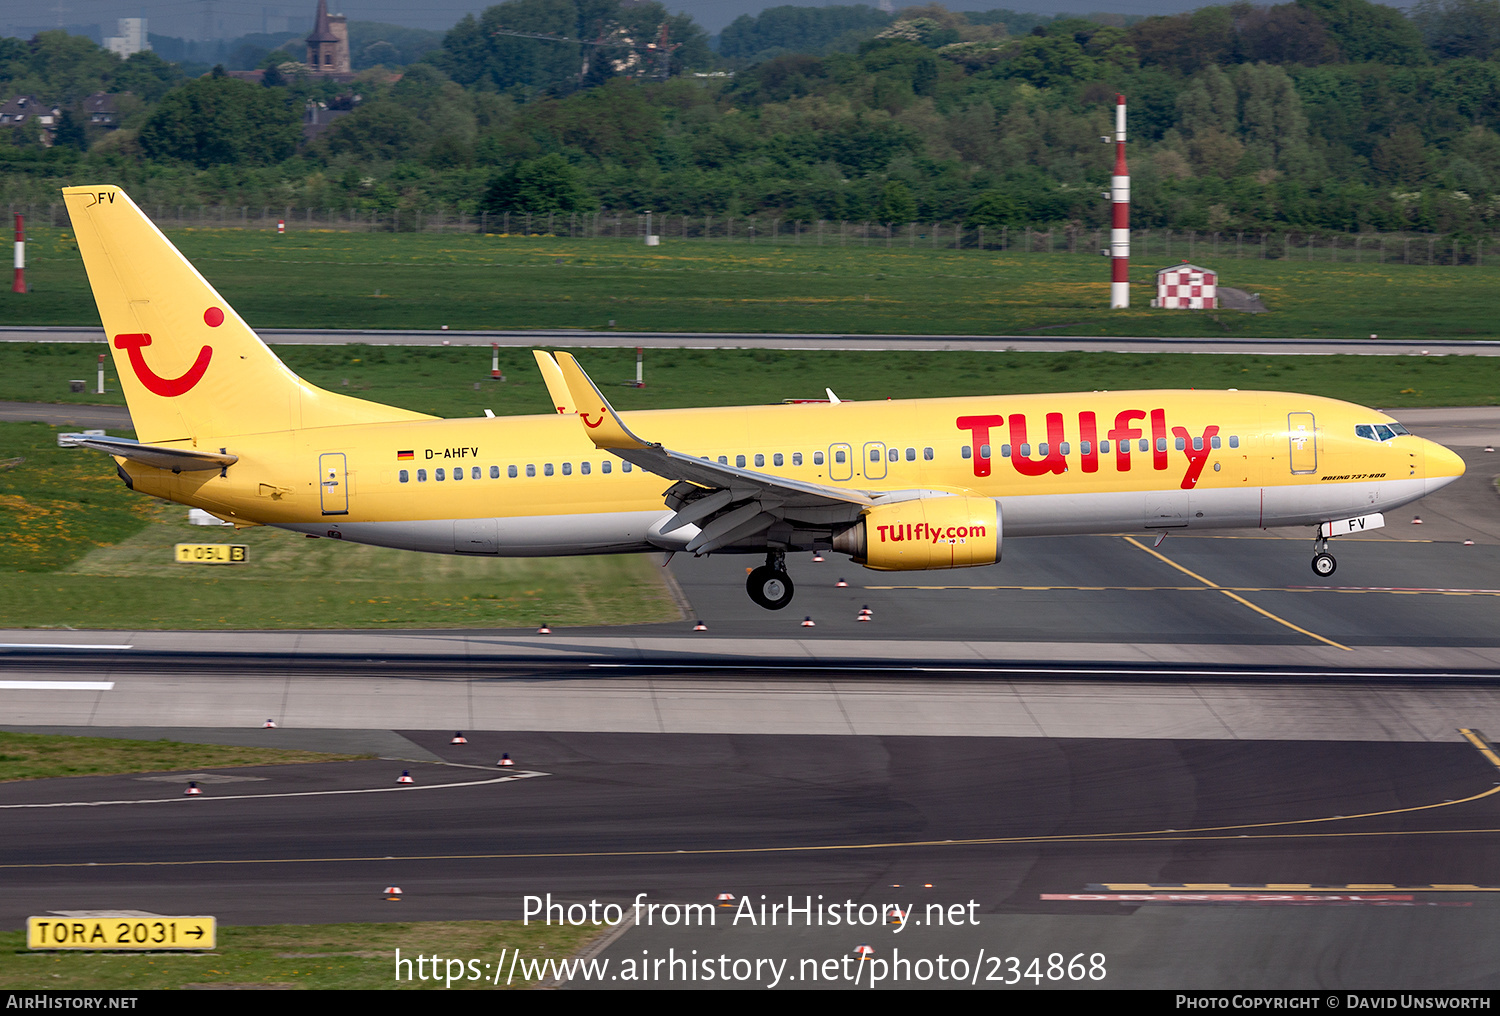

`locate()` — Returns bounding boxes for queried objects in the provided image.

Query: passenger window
[980,444,991,459]
[603,461,612,473]
[753,453,763,467]
[923,447,933,461]
[399,469,409,483]
[737,455,746,468]
[507,465,517,478]
[1210,436,1220,449]
[581,462,591,475]
[889,448,899,462]
[718,455,728,465]
[452,467,462,481]
[1175,437,1185,451]
[1138,438,1148,452]
[1080,441,1091,456]
[812,452,822,465]
[1059,442,1070,455]
[1229,436,1240,449]
[544,463,554,476]
[562,462,572,476]
[417,469,427,481]
[1001,444,1011,457]
[622,461,632,472]
[491,466,500,478]
[906,447,915,461]
[1192,437,1203,451]
[1020,444,1031,456]
[961,446,971,460]
[870,448,880,462]
[774,453,784,466]
[436,468,445,480]
[526,464,536,477]
[472,467,480,479]
[1100,440,1110,453]
[835,450,846,464]
[1039,443,1049,456]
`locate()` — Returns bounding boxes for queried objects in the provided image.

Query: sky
[0,0,1417,41]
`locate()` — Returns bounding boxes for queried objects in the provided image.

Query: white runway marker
[0,644,132,650]
[0,681,114,691]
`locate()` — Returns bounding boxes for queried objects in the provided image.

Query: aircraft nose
[1424,439,1465,494]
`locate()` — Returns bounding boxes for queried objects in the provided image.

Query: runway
[3,407,1499,988]
[3,729,1499,988]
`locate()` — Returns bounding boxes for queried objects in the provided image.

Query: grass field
[1,921,601,989]
[7,226,1500,339]
[0,730,369,782]
[7,342,1500,417]
[0,422,681,629]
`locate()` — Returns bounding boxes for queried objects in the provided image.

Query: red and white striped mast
[12,214,24,294]
[1108,93,1129,309]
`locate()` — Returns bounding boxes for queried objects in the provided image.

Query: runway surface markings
[1459,728,1500,769]
[1121,536,1352,651]
[0,645,132,650]
[865,585,1500,596]
[7,763,1494,868]
[0,681,114,691]
[1098,883,1498,892]
[0,770,548,809]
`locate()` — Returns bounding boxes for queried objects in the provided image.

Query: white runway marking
[0,770,548,809]
[0,681,115,691]
[0,644,132,650]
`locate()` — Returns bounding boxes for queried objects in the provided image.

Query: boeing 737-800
[59,186,1465,610]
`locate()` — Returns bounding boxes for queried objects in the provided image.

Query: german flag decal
[397,450,414,460]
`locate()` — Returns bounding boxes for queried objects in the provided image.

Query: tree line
[6,0,1500,236]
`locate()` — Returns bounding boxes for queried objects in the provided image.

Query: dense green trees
[12,1,1500,237]
[138,75,300,167]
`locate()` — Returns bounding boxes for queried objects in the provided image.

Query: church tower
[306,0,351,76]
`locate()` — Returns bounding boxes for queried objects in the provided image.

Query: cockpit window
[1358,423,1408,442]
[1374,424,1396,441]
[1355,425,1375,440]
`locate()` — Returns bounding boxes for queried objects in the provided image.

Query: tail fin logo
[112,305,223,398]
[114,334,213,397]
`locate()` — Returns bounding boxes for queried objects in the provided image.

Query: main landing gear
[1311,530,1336,577]
[747,550,795,610]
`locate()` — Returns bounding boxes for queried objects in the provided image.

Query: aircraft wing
[550,351,875,554]
[60,433,238,472]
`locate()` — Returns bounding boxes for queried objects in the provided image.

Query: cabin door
[319,452,348,516]
[1288,413,1317,474]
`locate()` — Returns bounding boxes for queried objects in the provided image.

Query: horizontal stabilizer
[60,433,237,472]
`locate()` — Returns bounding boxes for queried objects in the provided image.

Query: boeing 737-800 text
[59,186,1465,610]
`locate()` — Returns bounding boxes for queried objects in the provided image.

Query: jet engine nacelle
[831,496,1001,571]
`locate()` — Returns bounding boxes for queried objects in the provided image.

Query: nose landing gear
[1311,530,1336,577]
[747,550,795,610]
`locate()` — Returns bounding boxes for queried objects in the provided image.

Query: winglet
[552,351,652,450]
[532,351,573,414]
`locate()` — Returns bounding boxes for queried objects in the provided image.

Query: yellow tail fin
[62,185,431,443]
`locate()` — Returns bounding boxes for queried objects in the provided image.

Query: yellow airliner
[60,186,1465,610]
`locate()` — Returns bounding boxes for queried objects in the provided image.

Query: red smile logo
[112,307,221,397]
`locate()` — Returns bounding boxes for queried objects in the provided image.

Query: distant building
[104,18,150,59]
[82,92,123,128]
[0,95,60,144]
[1152,263,1219,310]
[306,0,352,77]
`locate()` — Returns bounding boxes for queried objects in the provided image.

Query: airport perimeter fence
[13,200,1498,267]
